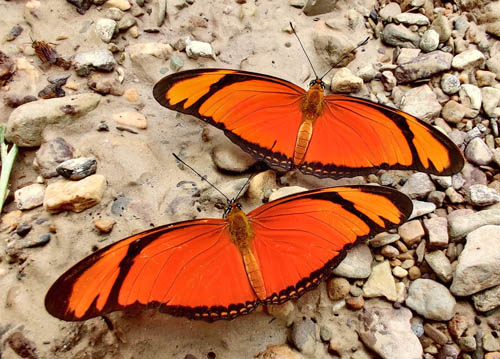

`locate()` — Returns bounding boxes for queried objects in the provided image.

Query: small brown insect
[31,39,71,70]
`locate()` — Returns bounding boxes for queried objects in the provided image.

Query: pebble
[401,85,442,122]
[112,112,147,129]
[398,220,425,246]
[93,217,116,233]
[460,84,482,114]
[451,225,500,296]
[6,332,38,359]
[395,13,430,26]
[472,285,500,312]
[427,191,445,207]
[396,49,420,65]
[359,306,423,359]
[401,173,436,199]
[419,29,439,52]
[379,2,401,20]
[123,88,139,102]
[247,170,278,202]
[446,187,465,203]
[34,137,75,178]
[449,209,500,239]
[485,353,500,359]
[483,334,500,352]
[392,266,408,278]
[56,157,97,180]
[362,261,397,301]
[212,142,256,173]
[105,7,124,20]
[118,14,137,31]
[169,54,184,72]
[381,245,399,258]
[395,51,452,83]
[431,13,452,42]
[382,24,421,48]
[465,138,493,165]
[408,266,421,280]
[73,50,116,77]
[290,318,316,354]
[441,74,461,95]
[424,325,449,347]
[128,42,173,82]
[327,277,350,300]
[345,296,364,310]
[467,184,500,206]
[369,233,400,248]
[406,278,456,321]
[452,49,485,70]
[16,222,32,237]
[476,70,497,87]
[95,18,117,43]
[302,0,336,15]
[186,40,216,60]
[423,217,449,249]
[332,243,372,278]
[441,100,466,123]
[409,200,436,219]
[357,64,377,81]
[425,250,453,282]
[14,184,45,210]
[449,315,470,338]
[330,68,362,93]
[486,54,500,80]
[87,73,124,96]
[6,93,101,147]
[44,174,107,213]
[266,301,294,323]
[104,0,131,11]
[481,87,500,117]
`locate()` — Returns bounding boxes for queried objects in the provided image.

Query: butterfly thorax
[293,81,325,165]
[226,204,267,300]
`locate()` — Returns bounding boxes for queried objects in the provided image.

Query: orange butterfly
[153,69,464,178]
[45,185,411,322]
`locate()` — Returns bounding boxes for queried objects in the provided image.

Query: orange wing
[45,219,258,321]
[298,95,464,177]
[153,69,305,170]
[248,185,412,304]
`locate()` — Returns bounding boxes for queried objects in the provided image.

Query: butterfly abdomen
[294,83,325,165]
[227,207,266,300]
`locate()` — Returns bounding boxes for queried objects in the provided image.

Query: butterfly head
[223,201,243,218]
[309,78,325,90]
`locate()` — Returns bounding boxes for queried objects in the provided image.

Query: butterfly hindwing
[298,95,464,178]
[248,185,412,304]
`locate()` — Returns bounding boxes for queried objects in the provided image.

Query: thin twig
[0,125,18,215]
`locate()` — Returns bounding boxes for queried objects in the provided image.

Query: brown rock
[345,296,364,310]
[93,218,116,233]
[0,210,23,232]
[112,111,147,129]
[327,277,350,300]
[44,174,107,213]
[398,220,425,246]
[6,332,38,359]
[448,315,470,338]
[124,88,140,102]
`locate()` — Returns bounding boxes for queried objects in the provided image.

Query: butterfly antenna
[172,153,231,202]
[290,22,319,79]
[320,36,369,80]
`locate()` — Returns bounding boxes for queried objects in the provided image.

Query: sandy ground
[0,0,385,358]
